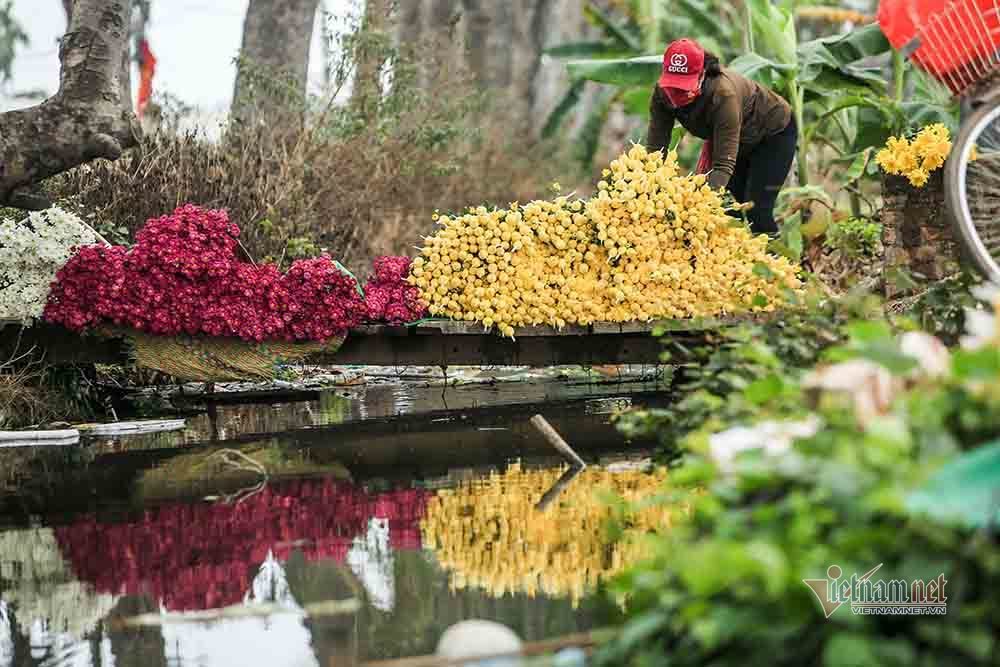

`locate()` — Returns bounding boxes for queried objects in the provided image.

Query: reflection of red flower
[53,478,428,612]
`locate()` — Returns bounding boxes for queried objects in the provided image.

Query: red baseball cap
[658,39,705,92]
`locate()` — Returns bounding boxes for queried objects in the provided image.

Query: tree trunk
[395,0,598,138]
[350,0,387,118]
[881,171,961,299]
[0,0,139,208]
[232,0,321,122]
[62,0,132,112]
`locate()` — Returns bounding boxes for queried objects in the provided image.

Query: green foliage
[747,0,797,66]
[824,218,881,258]
[563,15,893,184]
[616,291,860,454]
[905,274,977,345]
[544,0,745,161]
[907,440,1000,528]
[671,0,746,61]
[599,298,1000,666]
[285,236,319,261]
[556,3,957,191]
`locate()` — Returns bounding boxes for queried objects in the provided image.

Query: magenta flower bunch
[44,205,367,342]
[364,255,427,325]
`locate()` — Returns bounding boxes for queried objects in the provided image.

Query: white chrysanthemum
[707,417,822,472]
[899,331,950,377]
[0,207,100,322]
[960,281,1000,350]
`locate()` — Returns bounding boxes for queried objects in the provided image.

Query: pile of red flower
[44,205,368,342]
[363,256,427,325]
[53,477,429,612]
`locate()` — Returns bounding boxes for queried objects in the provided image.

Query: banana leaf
[676,0,727,42]
[583,2,642,53]
[747,0,797,66]
[853,106,896,153]
[806,24,891,67]
[623,86,652,117]
[567,55,662,87]
[900,100,959,134]
[729,53,793,90]
[843,147,873,184]
[797,25,891,95]
[906,441,1000,529]
[545,41,631,59]
[576,89,619,167]
[542,79,586,139]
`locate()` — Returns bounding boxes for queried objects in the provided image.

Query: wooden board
[1,316,759,368]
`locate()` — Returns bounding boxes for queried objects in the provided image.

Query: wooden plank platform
[1,316,757,367]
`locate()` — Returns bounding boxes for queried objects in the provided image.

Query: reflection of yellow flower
[421,463,678,606]
[876,124,952,187]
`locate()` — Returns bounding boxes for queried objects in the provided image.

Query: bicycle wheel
[946,98,1000,281]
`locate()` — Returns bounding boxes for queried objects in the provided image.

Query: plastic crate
[879,0,1000,95]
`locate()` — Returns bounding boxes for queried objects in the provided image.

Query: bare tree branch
[0,0,140,208]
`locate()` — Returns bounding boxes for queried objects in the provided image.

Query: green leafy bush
[615,288,873,455]
[824,218,882,258]
[903,273,978,346]
[599,291,1000,666]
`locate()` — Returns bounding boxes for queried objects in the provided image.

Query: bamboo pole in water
[530,415,586,469]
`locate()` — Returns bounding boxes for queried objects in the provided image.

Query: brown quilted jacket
[645,68,792,189]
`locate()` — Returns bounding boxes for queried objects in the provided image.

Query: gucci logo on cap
[667,52,689,73]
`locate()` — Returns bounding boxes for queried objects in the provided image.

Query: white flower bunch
[0,207,100,323]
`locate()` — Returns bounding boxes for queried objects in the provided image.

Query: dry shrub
[0,330,102,428]
[48,17,563,275]
[0,354,57,429]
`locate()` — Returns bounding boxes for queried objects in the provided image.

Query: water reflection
[54,478,427,612]
[0,369,674,664]
[0,455,673,665]
[422,463,672,606]
[103,367,666,451]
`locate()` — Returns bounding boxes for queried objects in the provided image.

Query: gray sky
[5,0,349,115]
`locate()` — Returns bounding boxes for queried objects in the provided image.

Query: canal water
[0,366,672,665]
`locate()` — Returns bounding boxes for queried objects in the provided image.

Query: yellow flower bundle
[408,145,801,336]
[420,462,679,607]
[875,123,952,187]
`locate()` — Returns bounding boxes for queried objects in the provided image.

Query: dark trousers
[727,118,798,236]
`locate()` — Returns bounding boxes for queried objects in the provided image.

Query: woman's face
[663,73,705,108]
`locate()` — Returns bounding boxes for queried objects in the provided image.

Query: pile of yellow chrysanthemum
[408,145,801,335]
[420,462,678,606]
[875,123,952,187]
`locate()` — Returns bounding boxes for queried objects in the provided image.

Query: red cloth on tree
[137,39,156,117]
